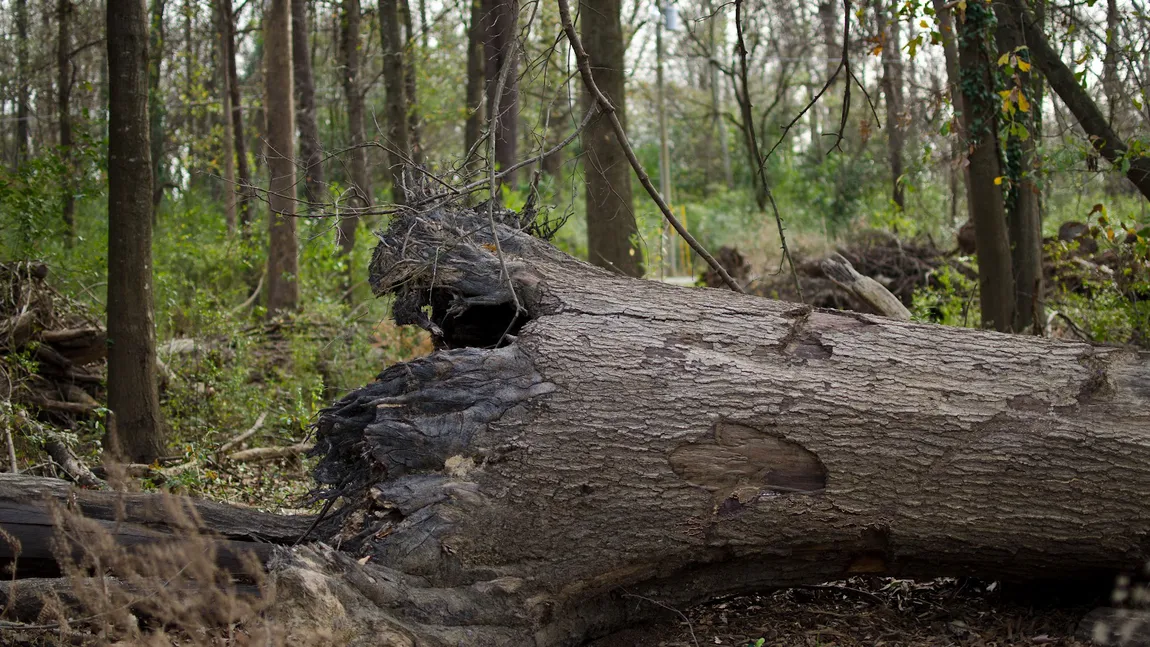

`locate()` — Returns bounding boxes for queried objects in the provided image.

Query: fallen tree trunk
[0,474,325,577]
[264,203,1150,646]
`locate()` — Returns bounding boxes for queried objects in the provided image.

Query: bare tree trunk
[955,2,1014,332]
[816,0,838,157]
[401,0,423,164]
[875,0,904,210]
[464,0,485,171]
[706,0,732,189]
[215,0,237,234]
[264,0,299,315]
[994,2,1044,334]
[482,0,519,187]
[339,0,371,255]
[264,203,1150,646]
[379,0,411,205]
[148,0,167,214]
[292,0,325,210]
[15,0,30,164]
[58,0,75,243]
[1010,0,1150,201]
[581,0,641,276]
[106,0,165,463]
[1103,0,1120,128]
[932,0,967,228]
[219,0,253,232]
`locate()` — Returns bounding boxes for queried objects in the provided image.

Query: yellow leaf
[1018,92,1031,113]
[920,19,929,28]
[871,44,884,56]
[998,89,1012,99]
[1017,60,1031,72]
[994,176,1004,185]
[997,52,1010,66]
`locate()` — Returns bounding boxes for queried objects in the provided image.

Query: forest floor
[592,578,1096,647]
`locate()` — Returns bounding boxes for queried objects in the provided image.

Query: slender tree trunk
[401,0,423,164]
[218,0,253,231]
[215,0,237,234]
[482,0,519,187]
[379,0,411,205]
[875,0,904,210]
[816,0,838,158]
[58,0,75,243]
[1103,0,1120,128]
[339,0,371,255]
[148,0,167,214]
[994,2,1044,334]
[15,0,30,164]
[106,0,165,463]
[264,0,299,315]
[292,0,325,211]
[955,0,1014,332]
[707,2,732,189]
[463,0,485,171]
[581,0,641,276]
[931,0,968,228]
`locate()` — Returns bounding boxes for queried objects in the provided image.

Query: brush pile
[1,261,106,419]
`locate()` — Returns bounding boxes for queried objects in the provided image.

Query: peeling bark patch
[669,422,827,505]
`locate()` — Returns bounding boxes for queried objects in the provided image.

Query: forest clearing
[2,0,1150,644]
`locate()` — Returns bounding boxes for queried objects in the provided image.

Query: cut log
[0,474,328,578]
[266,203,1150,646]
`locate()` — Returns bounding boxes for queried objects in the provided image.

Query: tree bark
[0,474,321,579]
[273,202,1150,646]
[264,0,299,315]
[401,0,423,164]
[215,0,237,234]
[15,0,30,164]
[339,0,371,255]
[464,0,485,171]
[481,0,519,187]
[58,0,75,243]
[994,1,1044,334]
[292,0,325,210]
[379,0,411,205]
[955,1,1014,332]
[875,0,904,210]
[218,0,253,232]
[931,0,969,228]
[148,0,167,213]
[107,0,165,463]
[1010,0,1150,201]
[581,0,641,277]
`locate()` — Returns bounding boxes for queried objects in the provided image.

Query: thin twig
[734,0,803,302]
[557,0,744,293]
[218,411,268,454]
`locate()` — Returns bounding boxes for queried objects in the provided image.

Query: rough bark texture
[401,0,423,164]
[955,2,1014,332]
[264,0,299,315]
[292,0,325,210]
[106,0,165,463]
[379,0,411,205]
[1011,0,1150,201]
[994,1,1044,334]
[339,0,371,254]
[269,201,1150,646]
[464,0,485,170]
[57,0,75,242]
[481,0,519,186]
[580,0,641,277]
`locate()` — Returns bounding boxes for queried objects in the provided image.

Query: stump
[263,203,1150,646]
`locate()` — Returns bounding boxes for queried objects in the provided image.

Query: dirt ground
[591,578,1098,647]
